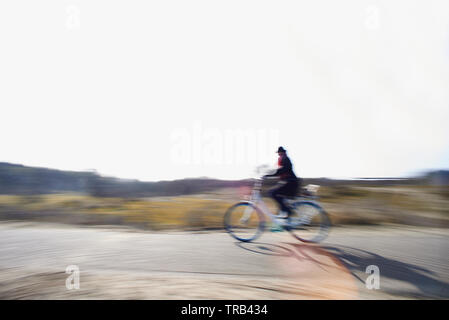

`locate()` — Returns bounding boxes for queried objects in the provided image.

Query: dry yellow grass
[0,184,448,229]
[0,193,236,230]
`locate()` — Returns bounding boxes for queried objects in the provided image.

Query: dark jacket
[268,155,297,181]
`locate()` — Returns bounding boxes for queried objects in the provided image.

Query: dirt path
[0,222,447,299]
[0,222,356,299]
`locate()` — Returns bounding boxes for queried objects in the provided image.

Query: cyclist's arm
[264,158,291,177]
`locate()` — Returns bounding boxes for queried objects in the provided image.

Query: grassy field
[0,184,448,230]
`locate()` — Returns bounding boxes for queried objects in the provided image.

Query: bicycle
[224,174,331,243]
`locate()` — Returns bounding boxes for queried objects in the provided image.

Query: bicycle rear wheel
[287,201,331,243]
[224,202,265,242]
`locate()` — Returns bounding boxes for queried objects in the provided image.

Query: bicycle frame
[226,175,330,243]
[242,178,319,226]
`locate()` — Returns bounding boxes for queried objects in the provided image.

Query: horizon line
[1,161,446,184]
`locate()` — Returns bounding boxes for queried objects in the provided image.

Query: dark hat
[276,146,286,153]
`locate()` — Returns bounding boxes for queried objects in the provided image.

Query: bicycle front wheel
[224,202,265,242]
[288,201,331,243]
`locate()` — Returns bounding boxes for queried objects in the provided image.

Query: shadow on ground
[235,241,449,299]
[236,241,352,274]
[321,245,449,299]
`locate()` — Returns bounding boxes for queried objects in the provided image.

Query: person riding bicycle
[264,146,300,218]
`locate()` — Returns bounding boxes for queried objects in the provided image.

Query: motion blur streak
[0,163,448,299]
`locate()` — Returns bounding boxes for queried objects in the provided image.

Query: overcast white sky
[1,0,448,181]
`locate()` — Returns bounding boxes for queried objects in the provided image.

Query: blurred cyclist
[264,146,300,218]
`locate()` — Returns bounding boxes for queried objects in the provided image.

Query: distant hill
[0,163,94,195]
[0,163,251,197]
[0,162,446,197]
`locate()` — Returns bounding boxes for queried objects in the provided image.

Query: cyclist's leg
[270,183,292,215]
[287,179,299,197]
[281,180,300,216]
